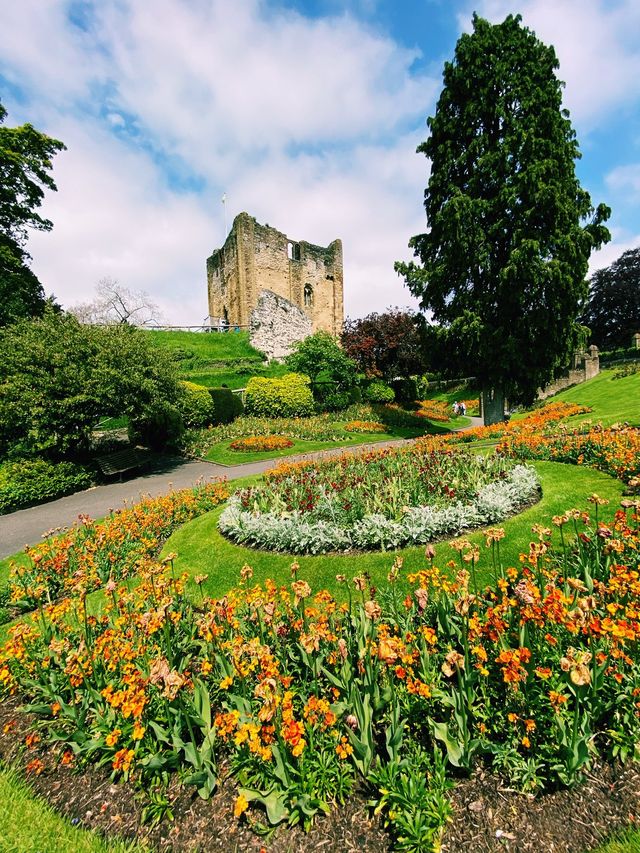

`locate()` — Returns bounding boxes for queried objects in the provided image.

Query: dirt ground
[1,696,638,853]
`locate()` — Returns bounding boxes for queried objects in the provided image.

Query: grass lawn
[590,830,640,853]
[204,426,424,465]
[144,329,263,362]
[184,361,289,389]
[428,382,480,406]
[162,460,625,601]
[0,766,142,853]
[541,368,640,427]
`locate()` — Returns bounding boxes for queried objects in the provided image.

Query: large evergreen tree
[396,14,610,423]
[581,247,640,350]
[0,100,65,325]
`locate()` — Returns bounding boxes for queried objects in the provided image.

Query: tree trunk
[482,387,506,426]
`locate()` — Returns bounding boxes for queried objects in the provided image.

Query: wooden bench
[96,447,152,480]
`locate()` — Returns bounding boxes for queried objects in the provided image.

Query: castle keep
[206,213,344,338]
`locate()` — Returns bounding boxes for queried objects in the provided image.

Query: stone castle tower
[206,212,344,337]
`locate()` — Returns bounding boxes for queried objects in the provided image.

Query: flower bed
[415,399,451,422]
[2,501,640,848]
[219,446,540,553]
[8,482,229,610]
[442,401,591,444]
[229,435,294,452]
[182,403,428,457]
[343,420,387,433]
[497,424,640,487]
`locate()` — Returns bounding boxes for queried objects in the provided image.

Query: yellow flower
[132,722,146,740]
[234,794,249,818]
[220,675,233,690]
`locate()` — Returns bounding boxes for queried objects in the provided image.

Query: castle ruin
[206,213,344,357]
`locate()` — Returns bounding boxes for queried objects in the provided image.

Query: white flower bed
[219,464,540,554]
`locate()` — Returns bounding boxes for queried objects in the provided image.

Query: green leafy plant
[244,373,315,418]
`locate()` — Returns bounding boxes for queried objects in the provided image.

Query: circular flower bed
[229,435,294,452]
[219,446,540,553]
[343,420,387,433]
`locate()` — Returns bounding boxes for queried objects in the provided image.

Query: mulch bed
[1,696,638,852]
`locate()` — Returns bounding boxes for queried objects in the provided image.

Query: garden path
[0,419,485,558]
[0,438,411,558]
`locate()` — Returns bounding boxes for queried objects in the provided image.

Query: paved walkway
[0,418,485,559]
[0,438,418,559]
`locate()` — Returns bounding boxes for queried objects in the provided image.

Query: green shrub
[128,402,184,451]
[349,385,363,404]
[208,387,244,423]
[599,346,640,365]
[364,380,395,403]
[390,377,418,404]
[244,373,315,418]
[0,458,94,515]
[178,380,215,428]
[321,390,351,412]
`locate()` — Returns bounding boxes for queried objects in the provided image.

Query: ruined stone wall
[207,213,343,337]
[249,291,312,361]
[538,346,600,400]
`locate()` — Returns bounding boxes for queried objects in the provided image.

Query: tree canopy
[0,309,180,459]
[285,331,357,388]
[581,247,640,350]
[341,309,427,380]
[0,99,65,326]
[395,14,610,420]
[71,277,164,326]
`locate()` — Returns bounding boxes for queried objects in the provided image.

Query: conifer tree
[396,14,610,422]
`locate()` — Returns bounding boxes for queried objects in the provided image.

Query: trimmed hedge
[208,387,244,424]
[364,380,395,403]
[244,373,315,418]
[0,458,94,515]
[178,381,216,428]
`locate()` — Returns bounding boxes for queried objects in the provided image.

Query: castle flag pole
[221,193,227,238]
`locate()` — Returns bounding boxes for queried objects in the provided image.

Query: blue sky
[2,0,639,324]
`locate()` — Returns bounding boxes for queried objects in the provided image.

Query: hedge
[244,373,315,418]
[209,388,244,424]
[178,381,216,428]
[364,380,395,403]
[0,458,94,515]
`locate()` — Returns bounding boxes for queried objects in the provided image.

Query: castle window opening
[287,241,301,261]
[304,284,313,308]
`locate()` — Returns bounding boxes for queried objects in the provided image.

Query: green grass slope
[144,329,298,388]
[144,329,264,362]
[546,368,640,426]
[0,767,142,853]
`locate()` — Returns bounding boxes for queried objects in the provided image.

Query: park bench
[96,447,152,480]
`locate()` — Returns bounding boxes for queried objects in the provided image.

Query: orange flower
[105,728,122,747]
[112,748,135,774]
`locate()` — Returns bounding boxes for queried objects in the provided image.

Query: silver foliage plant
[218,464,540,554]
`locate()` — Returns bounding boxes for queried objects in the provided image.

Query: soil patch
[1,697,638,852]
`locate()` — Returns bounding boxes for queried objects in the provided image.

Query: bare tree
[70,278,164,326]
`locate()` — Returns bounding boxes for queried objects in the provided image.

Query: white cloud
[589,233,640,277]
[3,1,439,324]
[606,163,640,201]
[460,0,640,131]
[27,116,215,324]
